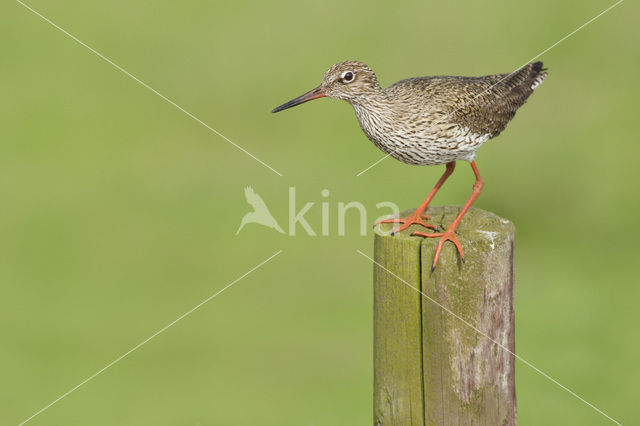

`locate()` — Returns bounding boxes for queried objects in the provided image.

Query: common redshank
[272,61,547,269]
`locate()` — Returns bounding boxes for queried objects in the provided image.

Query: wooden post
[373,206,516,425]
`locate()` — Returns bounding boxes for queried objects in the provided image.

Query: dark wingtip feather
[528,61,548,91]
[532,61,548,73]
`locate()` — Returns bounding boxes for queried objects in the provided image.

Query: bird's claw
[412,228,464,271]
[375,213,437,235]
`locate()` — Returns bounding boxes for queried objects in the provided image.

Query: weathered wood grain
[374,206,516,426]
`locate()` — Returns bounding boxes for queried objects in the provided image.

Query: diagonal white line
[355,0,624,177]
[18,250,283,426]
[15,0,283,177]
[355,154,390,177]
[356,249,622,425]
[525,0,624,60]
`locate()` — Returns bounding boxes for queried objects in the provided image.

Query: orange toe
[375,212,437,235]
[412,229,464,270]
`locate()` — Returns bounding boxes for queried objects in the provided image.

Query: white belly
[354,105,491,166]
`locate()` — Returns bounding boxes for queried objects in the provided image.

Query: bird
[272,60,547,269]
[236,186,285,235]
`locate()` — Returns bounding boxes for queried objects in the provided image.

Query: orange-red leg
[413,161,484,271]
[375,162,456,235]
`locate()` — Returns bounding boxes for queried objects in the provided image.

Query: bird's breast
[351,104,491,165]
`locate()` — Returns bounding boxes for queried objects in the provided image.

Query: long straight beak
[272,86,326,113]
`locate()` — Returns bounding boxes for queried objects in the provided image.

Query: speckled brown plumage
[386,62,546,139]
[274,60,547,165]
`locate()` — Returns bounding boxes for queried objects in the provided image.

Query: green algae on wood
[373,206,516,425]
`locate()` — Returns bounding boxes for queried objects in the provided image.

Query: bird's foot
[375,212,438,235]
[412,226,464,271]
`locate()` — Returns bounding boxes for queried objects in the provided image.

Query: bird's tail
[504,61,548,92]
[528,61,548,90]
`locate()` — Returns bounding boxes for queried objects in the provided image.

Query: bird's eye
[341,71,355,83]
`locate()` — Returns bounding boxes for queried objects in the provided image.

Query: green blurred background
[1,0,638,424]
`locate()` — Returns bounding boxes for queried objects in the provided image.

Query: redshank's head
[272,60,380,113]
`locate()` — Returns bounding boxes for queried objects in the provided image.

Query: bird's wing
[244,186,270,211]
[387,62,547,137]
[447,62,547,137]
